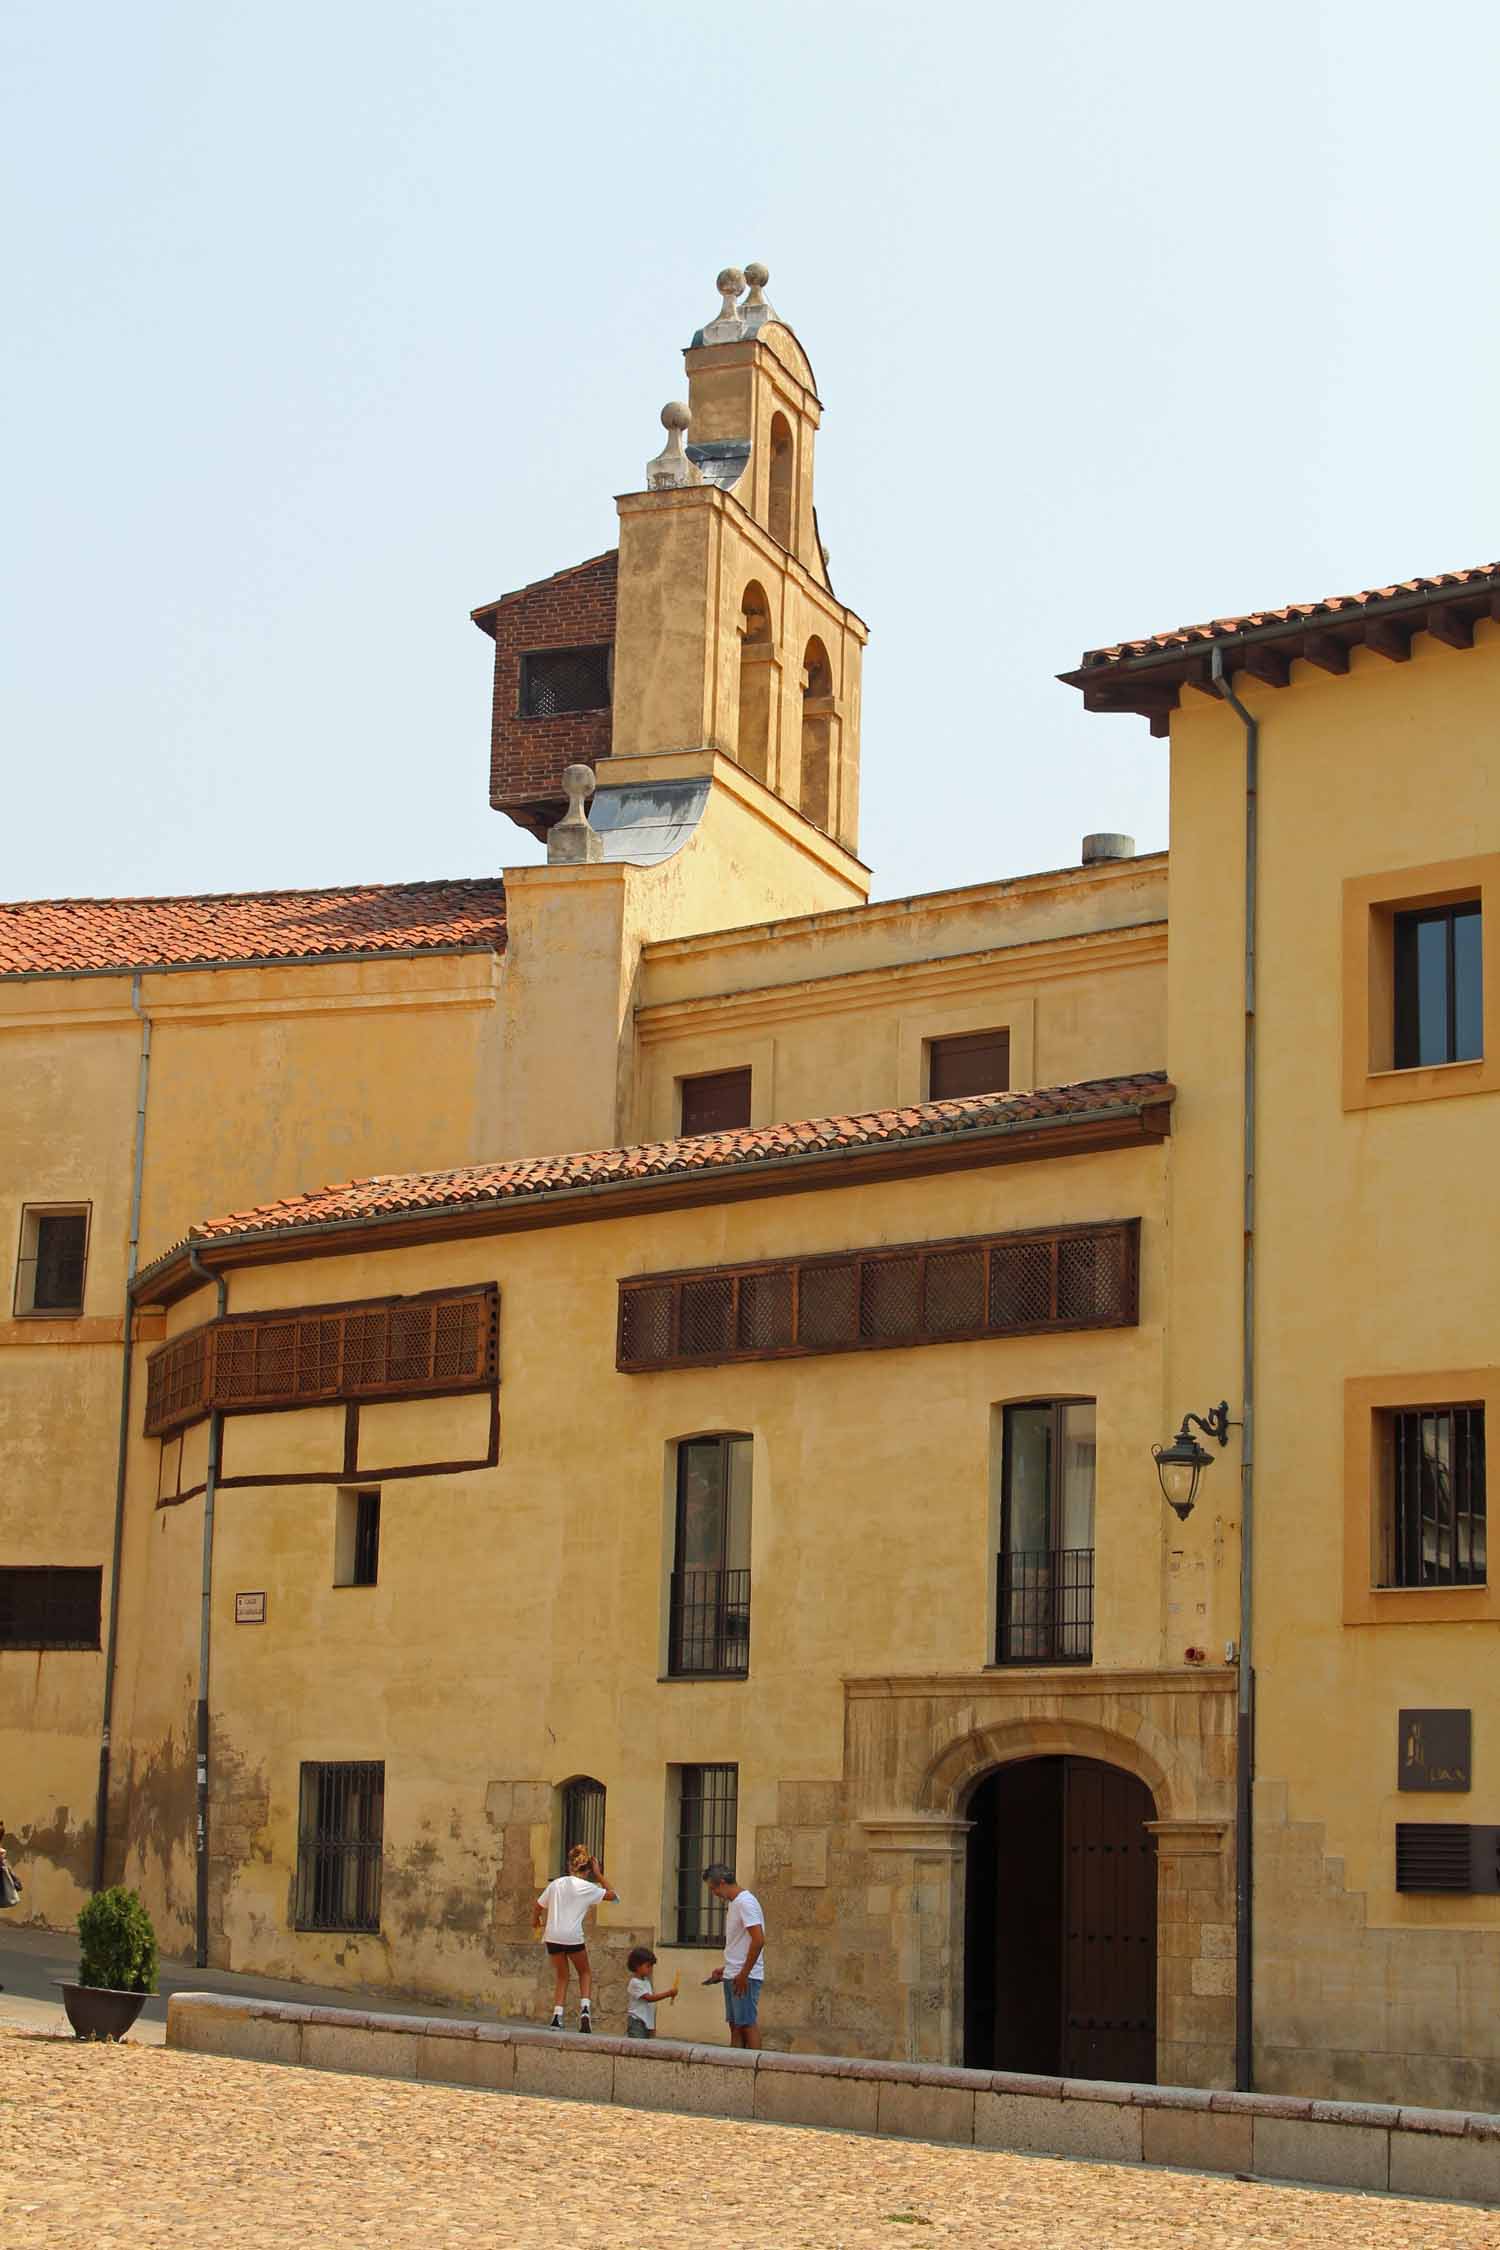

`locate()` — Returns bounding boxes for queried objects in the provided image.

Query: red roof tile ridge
[1080,559,1500,667]
[168,1071,1172,1253]
[0,874,507,914]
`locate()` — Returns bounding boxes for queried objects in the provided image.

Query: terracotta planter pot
[59,1982,150,2041]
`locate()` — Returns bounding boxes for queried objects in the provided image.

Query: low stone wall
[166,1993,1500,2206]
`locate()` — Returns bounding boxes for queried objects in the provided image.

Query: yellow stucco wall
[1165,620,1500,2096]
[111,1138,1169,2041]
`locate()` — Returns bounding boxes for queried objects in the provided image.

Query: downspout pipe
[1212,644,1258,2092]
[93,975,153,1893]
[188,1246,228,1971]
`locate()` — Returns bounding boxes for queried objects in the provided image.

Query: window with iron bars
[519,646,611,718]
[995,1401,1096,1664]
[1382,1406,1486,1588]
[294,1761,385,1933]
[669,1436,751,1678]
[674,1764,738,1946]
[558,1777,606,1875]
[0,1565,102,1651]
[13,1205,89,1317]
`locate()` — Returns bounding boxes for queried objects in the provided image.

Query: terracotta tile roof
[177,1070,1172,1249]
[1075,562,1500,671]
[0,878,508,978]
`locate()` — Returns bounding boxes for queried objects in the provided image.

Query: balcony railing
[669,1568,751,1677]
[995,1547,1094,1665]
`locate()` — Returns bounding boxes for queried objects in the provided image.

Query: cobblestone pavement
[3,2030,1495,2248]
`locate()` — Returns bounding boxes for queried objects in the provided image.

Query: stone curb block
[162,1995,1500,2204]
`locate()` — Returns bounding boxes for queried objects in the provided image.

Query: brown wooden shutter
[928,1029,1011,1101]
[679,1068,753,1135]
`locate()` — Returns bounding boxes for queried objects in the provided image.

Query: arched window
[800,636,834,830]
[768,414,794,548]
[736,581,773,784]
[558,1775,606,1873]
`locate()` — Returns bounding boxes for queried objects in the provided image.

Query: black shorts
[545,1941,587,1957]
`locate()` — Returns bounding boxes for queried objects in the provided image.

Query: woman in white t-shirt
[533,1843,617,2032]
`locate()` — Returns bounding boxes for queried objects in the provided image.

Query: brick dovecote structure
[473,552,618,840]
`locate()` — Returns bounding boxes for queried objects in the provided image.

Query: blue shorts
[723,1977,762,2028]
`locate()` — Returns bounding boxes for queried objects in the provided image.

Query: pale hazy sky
[5,2,1498,906]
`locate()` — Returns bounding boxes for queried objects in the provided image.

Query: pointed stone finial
[741,261,777,334]
[699,265,747,346]
[548,763,604,865]
[646,400,700,490]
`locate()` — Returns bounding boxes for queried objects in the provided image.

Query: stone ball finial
[562,763,596,809]
[716,266,746,297]
[744,261,769,290]
[661,401,691,433]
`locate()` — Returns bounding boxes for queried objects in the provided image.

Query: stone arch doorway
[963,1755,1157,2083]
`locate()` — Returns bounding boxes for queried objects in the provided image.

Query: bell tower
[613,263,867,853]
[475,264,867,857]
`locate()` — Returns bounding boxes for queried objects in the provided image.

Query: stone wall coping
[843,1667,1238,1700]
[164,1992,1500,2197]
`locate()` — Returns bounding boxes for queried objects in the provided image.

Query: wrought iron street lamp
[1153,1401,1233,1520]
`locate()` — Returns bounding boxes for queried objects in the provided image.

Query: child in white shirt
[625,1945,678,2039]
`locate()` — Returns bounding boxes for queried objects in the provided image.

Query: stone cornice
[637,922,1167,1042]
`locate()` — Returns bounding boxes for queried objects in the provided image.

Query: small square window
[1379,1406,1485,1590]
[519,646,611,719]
[14,1205,90,1317]
[0,1565,102,1649]
[928,1029,1010,1102]
[335,1488,381,1587]
[679,1067,752,1136]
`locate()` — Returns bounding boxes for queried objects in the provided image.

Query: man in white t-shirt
[533,1843,617,2032]
[703,1860,765,2049]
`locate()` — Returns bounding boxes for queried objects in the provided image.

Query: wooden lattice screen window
[617,1221,1139,1373]
[144,1285,498,1438]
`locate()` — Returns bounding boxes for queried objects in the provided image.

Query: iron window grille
[559,1776,606,1874]
[928,1028,1011,1102]
[1393,901,1482,1069]
[519,646,611,719]
[669,1437,751,1678]
[145,1284,498,1438]
[679,1067,753,1136]
[1384,1406,1486,1588]
[618,1221,1139,1375]
[996,1401,1096,1665]
[0,1565,103,1651]
[674,1764,737,1945]
[294,1761,385,1933]
[14,1206,89,1317]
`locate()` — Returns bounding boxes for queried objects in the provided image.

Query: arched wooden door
[964,1755,1156,2083]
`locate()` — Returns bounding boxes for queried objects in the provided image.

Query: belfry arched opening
[964,1757,1157,2083]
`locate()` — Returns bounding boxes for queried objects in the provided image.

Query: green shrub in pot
[77,1885,158,1994]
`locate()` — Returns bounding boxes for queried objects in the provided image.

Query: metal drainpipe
[1212,644,1258,2092]
[92,975,153,1893]
[188,1247,227,1970]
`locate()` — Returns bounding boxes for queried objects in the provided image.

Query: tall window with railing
[669,1435,751,1677]
[996,1400,1096,1665]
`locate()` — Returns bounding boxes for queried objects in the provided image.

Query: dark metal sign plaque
[234,1591,267,1625]
[1399,1709,1471,1792]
